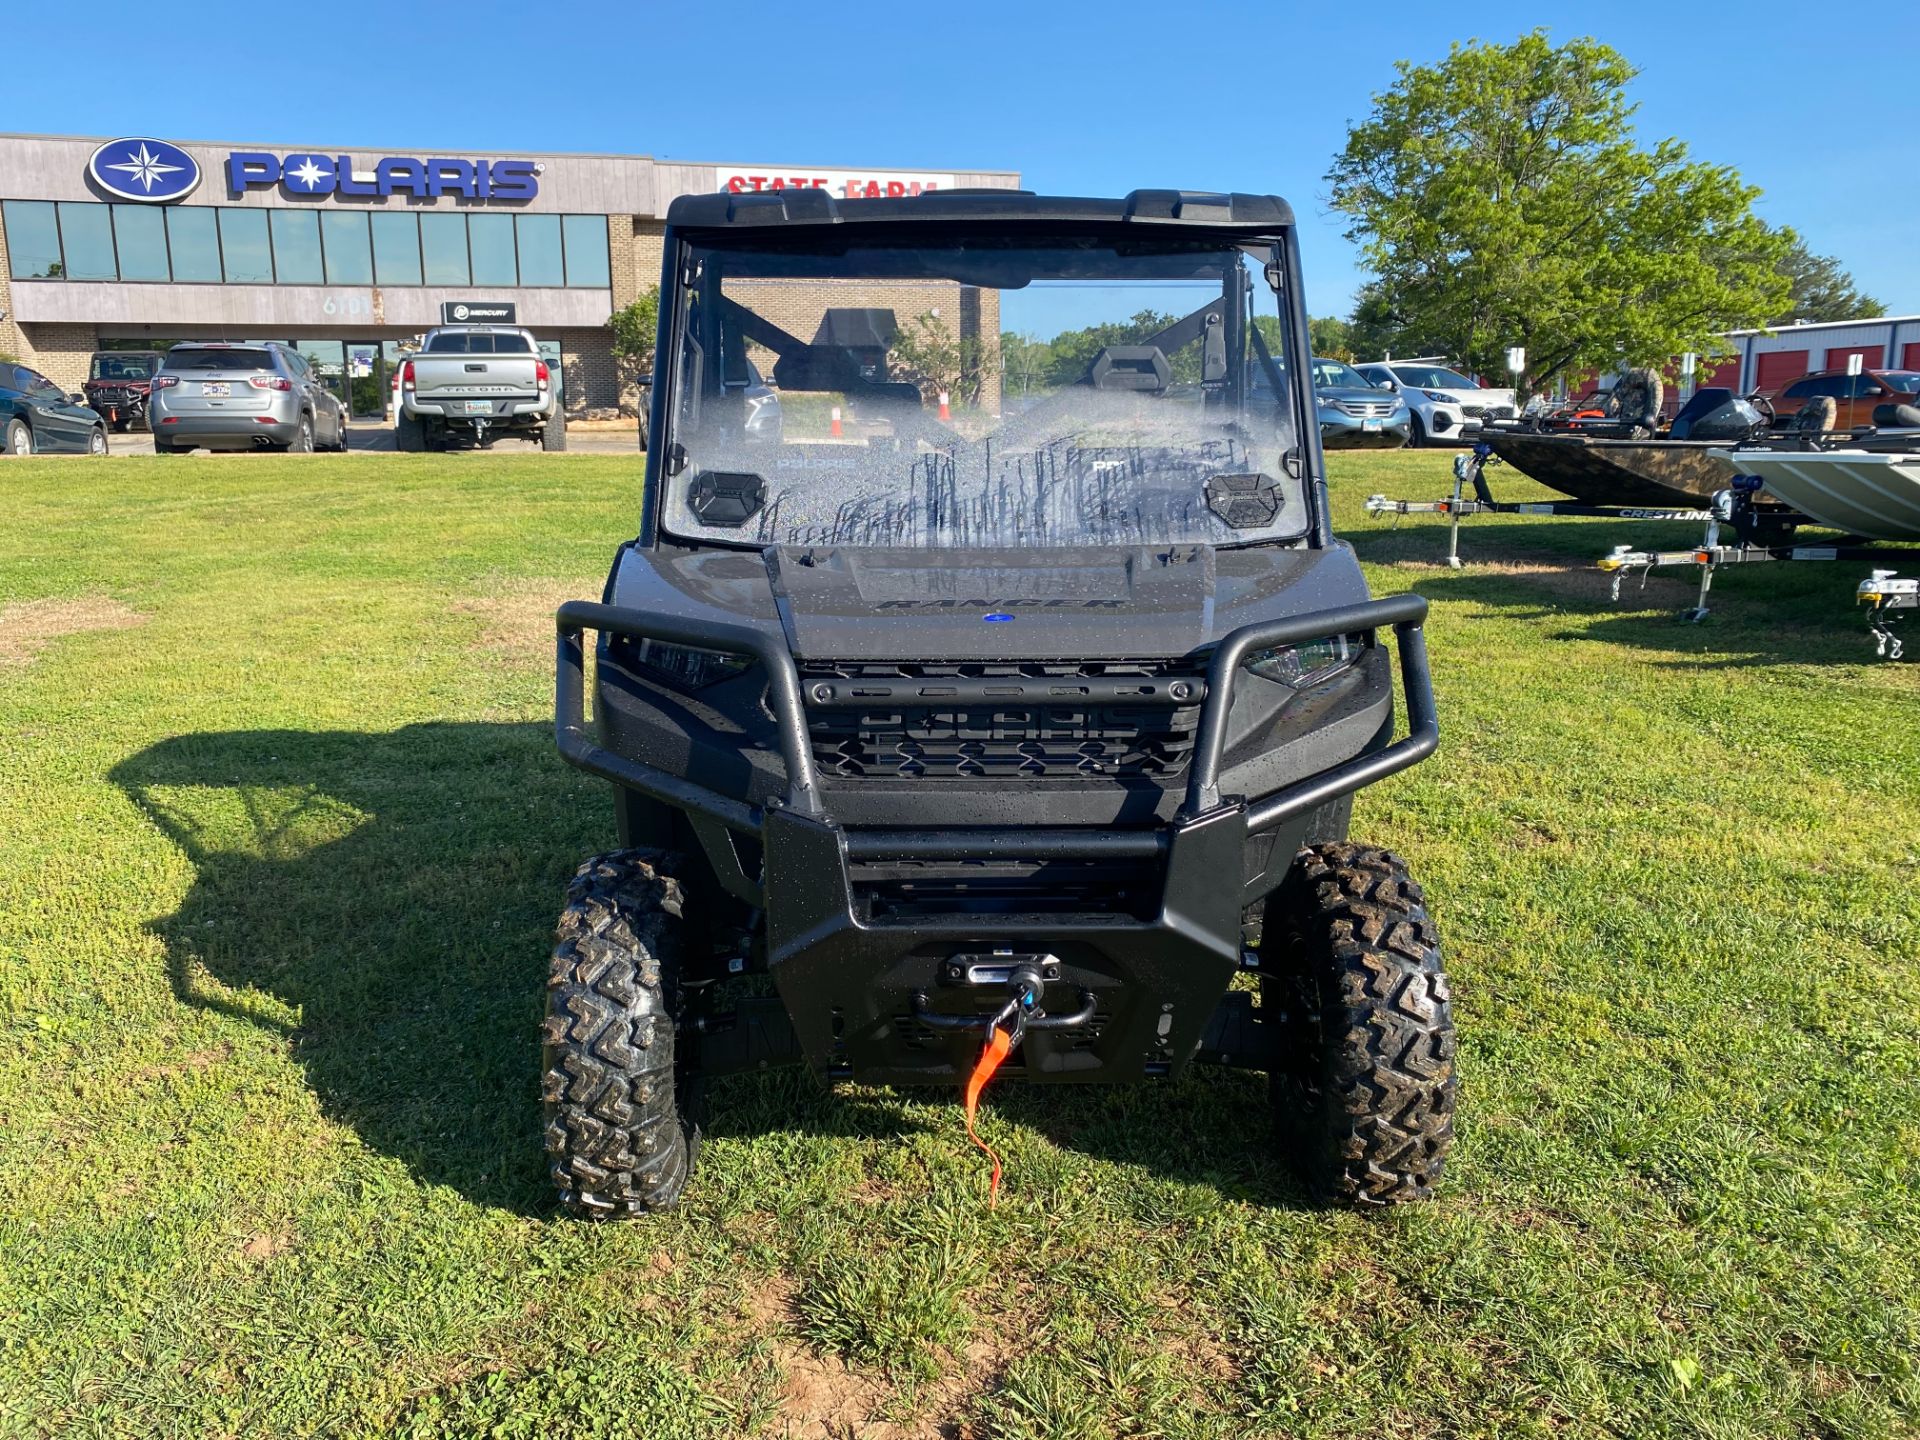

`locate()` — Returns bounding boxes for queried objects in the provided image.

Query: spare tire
[1871,402,1920,430]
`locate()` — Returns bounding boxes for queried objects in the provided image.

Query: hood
[1318,384,1405,407]
[1437,386,1515,408]
[605,542,1374,662]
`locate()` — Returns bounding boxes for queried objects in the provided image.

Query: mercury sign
[721,167,955,199]
[226,152,541,201]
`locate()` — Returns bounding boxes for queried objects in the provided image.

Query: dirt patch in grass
[239,1231,289,1262]
[1393,555,1689,605]
[0,594,145,666]
[453,578,595,657]
[747,1273,1016,1440]
[135,1043,233,1085]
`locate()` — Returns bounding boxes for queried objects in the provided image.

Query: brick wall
[633,221,666,300]
[16,325,95,392]
[560,326,619,415]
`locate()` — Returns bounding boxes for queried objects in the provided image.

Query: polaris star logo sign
[226,152,541,201]
[87,138,202,203]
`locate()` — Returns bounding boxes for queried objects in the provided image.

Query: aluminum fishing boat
[1710,443,1920,540]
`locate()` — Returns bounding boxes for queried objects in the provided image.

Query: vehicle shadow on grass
[114,722,1320,1215]
[1348,519,1888,666]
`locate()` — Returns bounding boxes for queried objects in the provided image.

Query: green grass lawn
[1,449,1915,1439]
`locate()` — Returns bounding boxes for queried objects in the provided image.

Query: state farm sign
[721,167,956,199]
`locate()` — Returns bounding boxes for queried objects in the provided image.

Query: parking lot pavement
[97,418,644,455]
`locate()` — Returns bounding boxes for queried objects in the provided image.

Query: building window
[321,211,372,285]
[111,205,171,282]
[563,215,610,289]
[166,208,223,283]
[218,209,273,283]
[271,210,325,285]
[516,214,564,287]
[420,213,469,286]
[3,200,64,278]
[371,212,422,286]
[468,213,517,286]
[58,202,118,280]
[3,198,616,290]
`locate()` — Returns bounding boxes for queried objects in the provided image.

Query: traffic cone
[938,391,951,422]
[830,405,842,439]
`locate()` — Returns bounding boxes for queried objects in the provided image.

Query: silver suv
[150,342,348,454]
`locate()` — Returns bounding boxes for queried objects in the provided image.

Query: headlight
[631,639,752,691]
[1423,389,1453,403]
[1244,634,1359,688]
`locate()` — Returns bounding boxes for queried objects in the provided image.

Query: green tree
[999,332,1053,401]
[889,312,996,407]
[1771,233,1884,325]
[1307,316,1354,362]
[606,286,661,384]
[1344,282,1452,364]
[1326,32,1791,396]
[1038,310,1193,386]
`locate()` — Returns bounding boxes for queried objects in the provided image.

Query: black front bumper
[555,593,1437,1083]
[86,390,149,427]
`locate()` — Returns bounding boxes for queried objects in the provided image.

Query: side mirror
[69,392,87,405]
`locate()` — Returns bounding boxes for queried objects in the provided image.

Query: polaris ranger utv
[547,187,1454,1216]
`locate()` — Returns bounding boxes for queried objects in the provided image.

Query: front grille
[1336,399,1398,418]
[803,658,1202,780]
[851,857,1162,919]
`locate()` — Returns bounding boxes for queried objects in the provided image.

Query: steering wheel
[1748,393,1776,426]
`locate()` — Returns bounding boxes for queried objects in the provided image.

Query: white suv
[1354,359,1516,447]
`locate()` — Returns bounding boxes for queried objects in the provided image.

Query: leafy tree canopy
[889,312,996,407]
[1308,316,1355,362]
[1771,233,1884,325]
[606,287,661,378]
[995,311,1205,393]
[1326,31,1791,395]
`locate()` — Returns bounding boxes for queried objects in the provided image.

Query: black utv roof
[665,188,1295,233]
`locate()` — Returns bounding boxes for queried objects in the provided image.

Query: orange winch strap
[963,1025,1016,1206]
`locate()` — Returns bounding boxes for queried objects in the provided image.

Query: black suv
[545,188,1455,1216]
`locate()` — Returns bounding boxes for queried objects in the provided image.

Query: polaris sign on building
[0,132,1019,419]
[86,138,202,203]
[225,152,542,201]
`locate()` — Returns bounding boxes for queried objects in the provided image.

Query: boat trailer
[1596,480,1920,651]
[1365,446,1715,567]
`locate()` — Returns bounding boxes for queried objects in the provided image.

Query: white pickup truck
[395,325,566,451]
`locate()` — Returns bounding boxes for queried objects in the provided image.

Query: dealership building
[0,133,1018,417]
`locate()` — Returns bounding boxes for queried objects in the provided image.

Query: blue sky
[7,2,1909,320]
